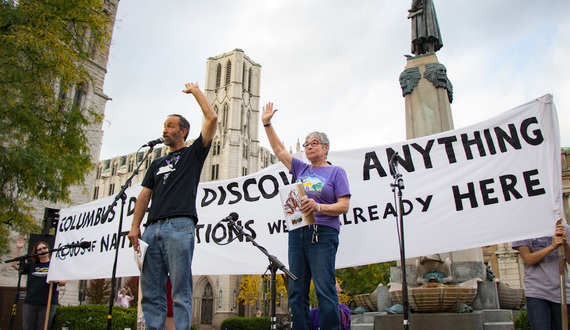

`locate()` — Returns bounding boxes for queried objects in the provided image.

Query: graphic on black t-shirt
[31,266,49,277]
[158,154,181,184]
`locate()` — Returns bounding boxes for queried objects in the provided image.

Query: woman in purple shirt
[262,102,351,330]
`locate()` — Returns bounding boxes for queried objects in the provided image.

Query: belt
[143,218,167,227]
[144,215,197,227]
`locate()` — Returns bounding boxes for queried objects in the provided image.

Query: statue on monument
[423,62,453,103]
[399,67,421,97]
[415,254,453,285]
[408,0,443,56]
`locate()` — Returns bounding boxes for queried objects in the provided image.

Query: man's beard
[164,131,181,147]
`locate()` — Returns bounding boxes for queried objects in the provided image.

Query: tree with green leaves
[0,0,112,254]
[336,262,395,301]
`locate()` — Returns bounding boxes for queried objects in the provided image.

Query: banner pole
[558,219,568,330]
[43,282,53,330]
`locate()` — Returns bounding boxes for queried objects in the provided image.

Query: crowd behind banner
[48,94,564,281]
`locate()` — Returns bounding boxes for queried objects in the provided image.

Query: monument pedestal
[403,53,454,139]
[389,260,497,311]
[374,309,518,330]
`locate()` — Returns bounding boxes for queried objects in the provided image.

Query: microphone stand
[7,259,23,330]
[390,153,409,330]
[101,144,156,330]
[5,244,87,330]
[224,218,297,330]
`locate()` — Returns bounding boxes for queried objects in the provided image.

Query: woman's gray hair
[305,131,330,156]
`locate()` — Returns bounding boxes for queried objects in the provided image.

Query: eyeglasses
[302,141,324,148]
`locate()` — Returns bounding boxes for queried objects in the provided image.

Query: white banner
[48,94,563,281]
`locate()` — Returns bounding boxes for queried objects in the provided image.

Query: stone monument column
[389,0,493,311]
[397,52,487,288]
[402,53,453,139]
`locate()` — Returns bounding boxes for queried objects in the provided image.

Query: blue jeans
[288,225,340,330]
[526,297,569,330]
[141,217,195,330]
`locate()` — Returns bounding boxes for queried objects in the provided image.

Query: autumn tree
[261,274,287,315]
[237,275,262,308]
[238,274,287,315]
[0,0,112,253]
[307,278,351,308]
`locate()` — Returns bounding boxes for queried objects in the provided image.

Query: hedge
[220,316,272,330]
[52,305,136,330]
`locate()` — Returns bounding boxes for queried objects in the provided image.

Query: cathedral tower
[202,49,264,182]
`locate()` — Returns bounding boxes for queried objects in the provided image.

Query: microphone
[142,137,165,147]
[220,212,239,222]
[65,241,92,249]
[389,152,399,177]
[389,152,404,189]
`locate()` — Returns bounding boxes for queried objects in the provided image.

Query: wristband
[317,204,321,213]
[263,123,271,127]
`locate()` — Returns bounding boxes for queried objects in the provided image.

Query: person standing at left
[128,82,217,330]
[11,236,66,330]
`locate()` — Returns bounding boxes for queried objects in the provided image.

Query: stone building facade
[91,49,280,328]
[0,0,121,312]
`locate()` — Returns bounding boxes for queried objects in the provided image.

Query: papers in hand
[279,183,316,231]
[134,239,148,271]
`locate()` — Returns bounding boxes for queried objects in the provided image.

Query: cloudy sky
[99,0,570,160]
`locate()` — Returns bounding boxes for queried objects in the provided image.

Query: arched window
[240,106,246,131]
[211,164,219,181]
[73,82,88,107]
[212,140,220,156]
[223,103,229,127]
[216,63,222,89]
[111,162,118,176]
[242,64,247,90]
[201,283,214,324]
[248,68,252,93]
[225,60,232,86]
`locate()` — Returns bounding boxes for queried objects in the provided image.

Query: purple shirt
[512,224,570,303]
[290,157,351,231]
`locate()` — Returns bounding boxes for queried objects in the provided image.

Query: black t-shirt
[23,261,57,305]
[142,134,211,224]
